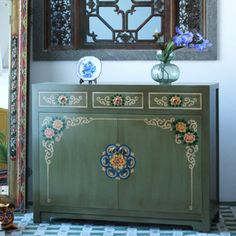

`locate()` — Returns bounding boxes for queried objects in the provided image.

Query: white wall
[30,0,236,201]
[0,69,9,109]
[0,0,11,109]
[0,0,11,69]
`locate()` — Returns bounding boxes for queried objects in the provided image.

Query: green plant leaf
[0,143,7,163]
[0,132,6,144]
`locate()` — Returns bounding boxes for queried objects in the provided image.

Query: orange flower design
[175,122,187,133]
[110,152,127,170]
[52,119,64,131]
[169,95,182,106]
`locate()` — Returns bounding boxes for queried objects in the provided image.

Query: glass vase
[151,61,180,85]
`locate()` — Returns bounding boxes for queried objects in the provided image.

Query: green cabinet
[32,84,219,231]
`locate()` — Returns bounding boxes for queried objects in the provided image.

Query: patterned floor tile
[3,206,236,235]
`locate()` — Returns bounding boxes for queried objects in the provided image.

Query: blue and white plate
[77,56,102,81]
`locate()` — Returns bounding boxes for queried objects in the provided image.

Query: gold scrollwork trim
[124,96,139,106]
[96,96,138,106]
[149,93,202,110]
[183,97,198,108]
[96,96,110,106]
[186,145,198,210]
[42,95,82,105]
[144,118,175,130]
[153,96,198,108]
[42,95,56,104]
[42,116,94,203]
[93,92,143,109]
[42,116,198,208]
[96,95,139,107]
[154,96,169,107]
[144,117,199,211]
[39,92,88,108]
[188,120,198,132]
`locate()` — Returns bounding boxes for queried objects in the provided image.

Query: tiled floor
[217,206,236,232]
[5,206,236,235]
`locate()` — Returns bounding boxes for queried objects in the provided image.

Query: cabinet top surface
[32,82,219,88]
[33,82,218,85]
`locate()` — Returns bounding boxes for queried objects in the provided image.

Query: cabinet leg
[33,212,41,223]
[191,222,211,232]
[212,211,220,223]
[41,213,53,223]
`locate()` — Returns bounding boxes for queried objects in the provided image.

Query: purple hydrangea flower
[173,35,183,46]
[188,43,195,48]
[175,27,183,35]
[181,32,194,45]
[153,26,211,63]
[196,32,203,41]
[195,39,211,51]
[173,29,194,47]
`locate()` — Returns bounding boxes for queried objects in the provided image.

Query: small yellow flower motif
[169,95,182,106]
[175,122,187,133]
[52,119,64,131]
[110,152,127,170]
[58,95,68,105]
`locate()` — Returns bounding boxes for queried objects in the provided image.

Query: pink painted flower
[57,95,68,105]
[112,96,123,106]
[183,132,196,144]
[169,95,182,106]
[44,128,55,139]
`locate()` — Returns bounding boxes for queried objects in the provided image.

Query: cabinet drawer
[39,91,88,108]
[92,92,144,109]
[149,92,202,110]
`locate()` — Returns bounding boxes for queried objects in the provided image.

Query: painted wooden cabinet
[32,83,219,231]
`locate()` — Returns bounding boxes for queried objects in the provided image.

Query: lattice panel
[178,0,202,32]
[49,0,73,48]
[45,0,205,49]
[85,0,165,44]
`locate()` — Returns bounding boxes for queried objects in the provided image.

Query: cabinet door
[116,115,202,214]
[39,113,118,209]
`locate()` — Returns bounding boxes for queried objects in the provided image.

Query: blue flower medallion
[77,56,102,82]
[82,61,96,79]
[100,144,136,180]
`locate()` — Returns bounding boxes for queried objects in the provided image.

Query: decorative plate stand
[77,56,102,84]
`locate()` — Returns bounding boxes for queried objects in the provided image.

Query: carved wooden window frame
[33,0,217,60]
